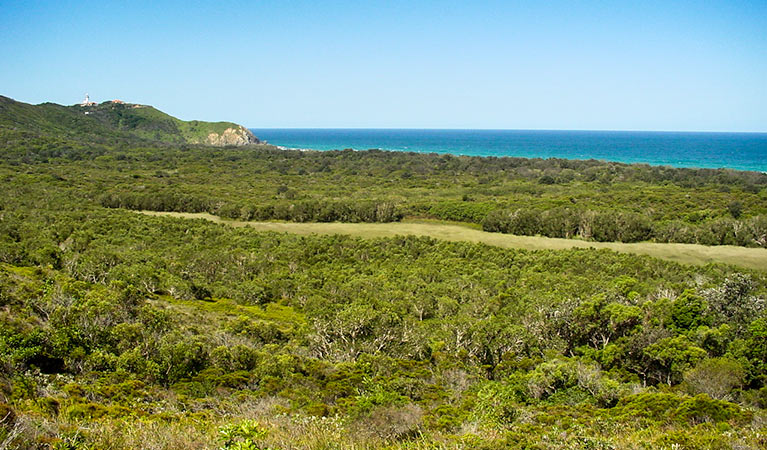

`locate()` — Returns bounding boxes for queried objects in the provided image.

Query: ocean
[249,129,767,173]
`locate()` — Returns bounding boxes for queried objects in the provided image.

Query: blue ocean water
[249,129,767,173]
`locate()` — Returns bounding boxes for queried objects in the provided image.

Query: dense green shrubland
[1,123,766,448]
[0,200,766,448]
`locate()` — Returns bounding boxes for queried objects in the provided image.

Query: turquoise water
[249,129,767,172]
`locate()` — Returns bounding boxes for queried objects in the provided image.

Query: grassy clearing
[139,211,767,271]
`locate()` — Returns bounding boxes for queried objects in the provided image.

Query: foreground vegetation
[1,206,767,448]
[1,98,766,448]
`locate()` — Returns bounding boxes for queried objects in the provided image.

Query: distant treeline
[3,130,767,190]
[98,192,402,223]
[483,207,767,247]
[99,192,767,247]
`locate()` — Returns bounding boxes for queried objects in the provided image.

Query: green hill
[0,95,259,146]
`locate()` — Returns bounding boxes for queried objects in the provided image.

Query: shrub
[482,209,540,236]
[684,358,745,401]
[470,381,520,426]
[218,420,270,450]
[613,392,680,422]
[671,394,749,425]
[361,403,424,440]
[0,401,15,428]
[66,402,108,420]
[428,201,495,223]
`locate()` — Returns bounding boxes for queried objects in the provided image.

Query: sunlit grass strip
[138,211,767,272]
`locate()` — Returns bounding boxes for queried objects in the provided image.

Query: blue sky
[1,0,765,131]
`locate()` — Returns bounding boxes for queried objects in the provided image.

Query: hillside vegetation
[0,98,766,449]
[0,95,258,146]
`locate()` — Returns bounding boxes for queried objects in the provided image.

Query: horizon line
[247,127,767,134]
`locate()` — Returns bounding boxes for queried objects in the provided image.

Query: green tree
[572,295,641,349]
[670,290,710,331]
[644,336,707,386]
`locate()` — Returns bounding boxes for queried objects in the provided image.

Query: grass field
[140,211,767,272]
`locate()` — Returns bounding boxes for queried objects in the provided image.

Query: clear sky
[1,0,765,131]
